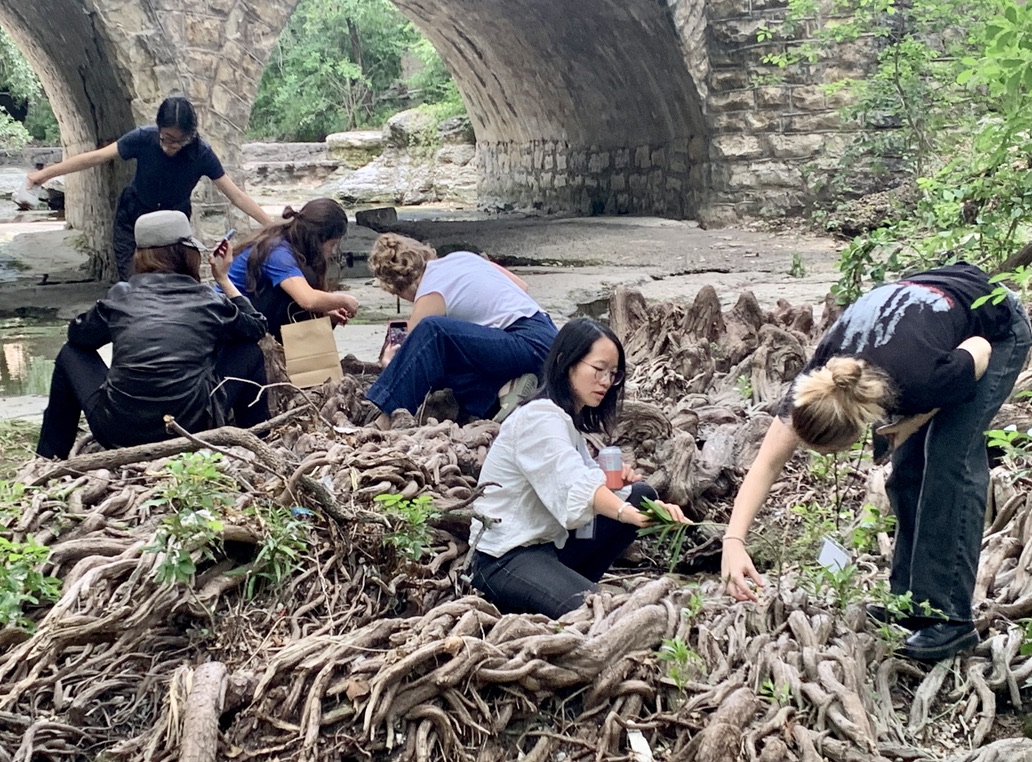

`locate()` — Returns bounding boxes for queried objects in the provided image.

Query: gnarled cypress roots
[2,287,1032,761]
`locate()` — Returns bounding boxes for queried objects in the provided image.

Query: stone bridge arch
[0,0,847,278]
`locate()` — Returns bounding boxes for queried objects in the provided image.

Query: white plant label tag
[575,517,596,540]
[818,536,851,572]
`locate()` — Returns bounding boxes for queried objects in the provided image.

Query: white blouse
[471,399,608,557]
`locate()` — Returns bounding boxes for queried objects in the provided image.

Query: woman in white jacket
[468,318,691,617]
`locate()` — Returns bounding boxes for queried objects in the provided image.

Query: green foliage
[682,591,704,621]
[735,374,754,401]
[0,534,60,630]
[789,252,807,279]
[375,492,440,561]
[248,0,464,140]
[760,0,1000,182]
[0,28,58,146]
[800,562,861,610]
[972,267,1032,309]
[143,452,310,591]
[985,426,1032,480]
[637,497,688,573]
[657,637,705,692]
[1017,618,1032,656]
[801,1,1032,297]
[147,506,226,586]
[849,504,896,554]
[231,503,310,599]
[143,452,236,585]
[760,678,792,706]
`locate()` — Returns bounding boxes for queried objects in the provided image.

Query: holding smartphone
[214,228,236,258]
[387,320,408,346]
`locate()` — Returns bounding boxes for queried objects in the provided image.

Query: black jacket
[69,273,267,447]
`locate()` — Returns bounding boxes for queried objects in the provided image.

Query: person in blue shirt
[224,197,360,340]
[28,96,272,280]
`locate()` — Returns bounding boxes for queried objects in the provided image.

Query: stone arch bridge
[0,0,862,275]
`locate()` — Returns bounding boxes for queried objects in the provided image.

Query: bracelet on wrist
[722,534,747,545]
[616,503,629,523]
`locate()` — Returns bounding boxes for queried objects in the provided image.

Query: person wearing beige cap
[36,210,270,458]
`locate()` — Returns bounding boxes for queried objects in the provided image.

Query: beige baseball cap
[134,210,206,251]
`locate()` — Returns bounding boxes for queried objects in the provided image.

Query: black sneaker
[897,621,978,662]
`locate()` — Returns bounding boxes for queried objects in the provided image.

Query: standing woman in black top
[720,264,1031,662]
[27,96,273,280]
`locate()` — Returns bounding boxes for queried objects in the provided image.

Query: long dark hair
[241,198,348,294]
[535,317,626,435]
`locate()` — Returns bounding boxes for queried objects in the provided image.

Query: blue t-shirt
[225,241,305,298]
[117,126,225,212]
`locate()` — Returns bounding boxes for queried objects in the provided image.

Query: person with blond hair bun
[366,232,557,429]
[721,263,1030,662]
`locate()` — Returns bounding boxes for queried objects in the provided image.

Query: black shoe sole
[897,629,979,662]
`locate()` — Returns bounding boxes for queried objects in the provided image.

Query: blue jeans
[366,311,557,418]
[887,295,1031,621]
[470,482,656,618]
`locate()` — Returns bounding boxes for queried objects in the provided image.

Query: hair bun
[282,206,299,220]
[827,357,863,391]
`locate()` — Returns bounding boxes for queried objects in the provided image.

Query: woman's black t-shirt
[116,126,225,213]
[782,263,1012,417]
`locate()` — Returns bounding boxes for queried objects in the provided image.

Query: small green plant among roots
[143,452,236,585]
[0,534,60,630]
[735,374,754,402]
[375,492,441,561]
[231,503,309,599]
[760,678,792,707]
[142,451,309,593]
[656,637,705,692]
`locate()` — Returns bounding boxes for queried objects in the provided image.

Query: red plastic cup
[598,446,624,489]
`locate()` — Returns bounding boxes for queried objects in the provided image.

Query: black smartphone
[387,320,408,345]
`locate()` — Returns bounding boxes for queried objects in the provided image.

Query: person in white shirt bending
[367,233,558,429]
[467,318,691,618]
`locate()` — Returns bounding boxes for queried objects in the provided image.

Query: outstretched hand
[721,540,765,603]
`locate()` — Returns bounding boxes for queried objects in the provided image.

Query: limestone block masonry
[0,0,878,274]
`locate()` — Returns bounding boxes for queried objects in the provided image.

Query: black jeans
[470,482,657,618]
[887,295,1031,621]
[36,341,269,459]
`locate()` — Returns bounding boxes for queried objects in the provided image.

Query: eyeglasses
[579,361,624,386]
[159,133,195,149]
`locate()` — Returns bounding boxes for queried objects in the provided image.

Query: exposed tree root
[2,287,1032,760]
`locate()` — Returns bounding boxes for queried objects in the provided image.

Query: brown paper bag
[281,316,343,388]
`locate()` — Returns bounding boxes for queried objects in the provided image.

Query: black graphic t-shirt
[782,263,1012,417]
[117,126,225,213]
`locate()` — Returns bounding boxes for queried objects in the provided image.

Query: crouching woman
[468,318,691,618]
[36,210,270,459]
